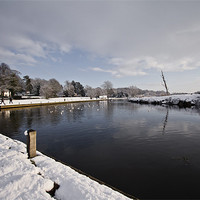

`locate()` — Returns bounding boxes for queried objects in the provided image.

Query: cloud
[91,56,200,78]
[1,1,200,74]
[13,36,47,57]
[0,31,72,66]
[59,44,71,54]
[0,34,51,66]
[0,47,37,66]
[92,67,120,77]
[108,57,150,76]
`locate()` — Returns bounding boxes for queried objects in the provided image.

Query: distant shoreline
[0,97,105,110]
[0,97,127,110]
[129,94,200,108]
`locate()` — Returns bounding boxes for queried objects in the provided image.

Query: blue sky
[0,1,200,93]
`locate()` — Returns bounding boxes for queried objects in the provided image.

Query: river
[1,100,200,199]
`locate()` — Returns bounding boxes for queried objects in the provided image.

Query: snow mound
[0,135,54,200]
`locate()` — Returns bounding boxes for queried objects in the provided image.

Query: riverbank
[0,97,107,110]
[129,94,200,108]
[0,133,136,200]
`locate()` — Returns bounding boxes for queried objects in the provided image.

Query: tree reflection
[162,107,169,134]
[0,109,25,137]
[26,109,33,129]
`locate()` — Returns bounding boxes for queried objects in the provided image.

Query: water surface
[1,100,200,199]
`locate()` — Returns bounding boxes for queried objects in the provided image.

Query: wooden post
[27,129,37,158]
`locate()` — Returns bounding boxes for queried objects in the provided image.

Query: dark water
[1,100,200,199]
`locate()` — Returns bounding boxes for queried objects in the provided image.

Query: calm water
[1,100,200,199]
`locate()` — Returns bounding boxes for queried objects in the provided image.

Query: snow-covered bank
[0,97,96,105]
[129,94,200,108]
[0,134,135,200]
[0,97,106,109]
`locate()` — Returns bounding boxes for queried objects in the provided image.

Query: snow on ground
[129,94,200,107]
[0,134,134,200]
[0,134,54,200]
[0,97,97,107]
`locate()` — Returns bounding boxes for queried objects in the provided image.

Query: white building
[99,95,107,99]
[0,89,11,97]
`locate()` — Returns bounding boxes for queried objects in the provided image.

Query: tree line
[0,63,166,99]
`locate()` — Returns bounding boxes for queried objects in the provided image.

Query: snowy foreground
[129,94,200,107]
[0,134,134,200]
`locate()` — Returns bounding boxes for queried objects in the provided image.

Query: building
[99,95,107,99]
[0,89,11,97]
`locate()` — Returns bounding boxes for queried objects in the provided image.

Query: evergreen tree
[64,80,85,97]
[0,63,22,97]
[23,75,33,94]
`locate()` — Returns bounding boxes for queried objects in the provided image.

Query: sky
[0,0,200,93]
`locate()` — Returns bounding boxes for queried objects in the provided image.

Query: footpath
[0,133,136,200]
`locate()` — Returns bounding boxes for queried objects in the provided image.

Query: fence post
[27,129,37,158]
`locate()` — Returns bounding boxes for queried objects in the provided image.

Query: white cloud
[1,2,200,57]
[59,44,71,54]
[0,47,37,66]
[0,34,47,66]
[1,1,200,83]
[0,33,72,66]
[91,56,200,78]
[92,67,119,77]
[7,36,47,58]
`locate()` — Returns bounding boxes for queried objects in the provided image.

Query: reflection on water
[162,107,169,134]
[1,100,200,199]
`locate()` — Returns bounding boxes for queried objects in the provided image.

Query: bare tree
[101,81,114,97]
[49,79,63,96]
[161,70,169,95]
[40,78,62,98]
[84,86,103,98]
[40,83,53,99]
[85,85,95,98]
[94,87,103,97]
[129,86,141,97]
[63,81,75,97]
[32,78,48,96]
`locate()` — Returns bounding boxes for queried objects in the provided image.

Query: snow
[0,134,133,200]
[129,94,200,107]
[0,135,54,200]
[0,97,99,107]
